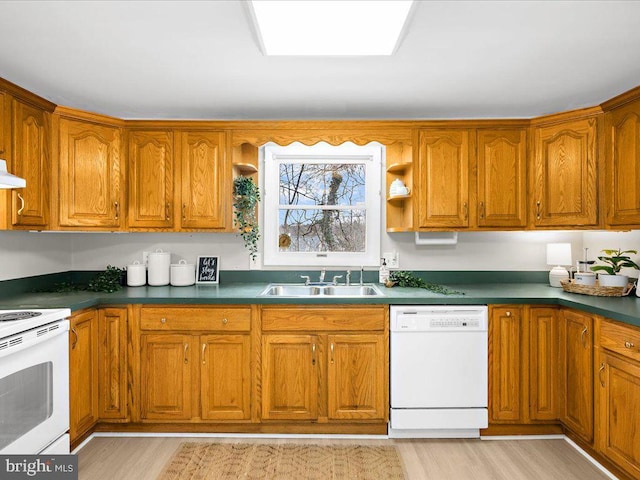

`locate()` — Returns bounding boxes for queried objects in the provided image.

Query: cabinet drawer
[262,306,385,332]
[600,319,640,363]
[140,307,251,332]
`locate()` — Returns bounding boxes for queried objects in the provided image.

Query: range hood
[0,160,26,189]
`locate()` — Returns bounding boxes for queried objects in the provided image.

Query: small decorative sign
[196,256,219,284]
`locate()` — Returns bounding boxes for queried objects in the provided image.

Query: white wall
[1,229,637,281]
[0,231,72,280]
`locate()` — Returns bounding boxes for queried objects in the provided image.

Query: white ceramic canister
[147,249,171,286]
[574,272,596,286]
[127,260,146,287]
[170,259,196,287]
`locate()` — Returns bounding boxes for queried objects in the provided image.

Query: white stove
[0,308,71,454]
[0,308,71,338]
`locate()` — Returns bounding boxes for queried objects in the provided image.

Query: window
[263,142,382,267]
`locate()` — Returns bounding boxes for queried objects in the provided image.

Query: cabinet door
[128,130,174,228]
[529,307,559,421]
[98,308,128,421]
[489,306,523,423]
[180,131,227,229]
[140,334,194,420]
[598,352,640,479]
[69,309,98,442]
[606,99,640,226]
[533,118,598,227]
[477,129,527,227]
[327,334,386,420]
[58,118,123,228]
[559,309,593,442]
[0,92,7,156]
[261,334,318,421]
[11,99,49,227]
[200,334,251,421]
[417,129,470,228]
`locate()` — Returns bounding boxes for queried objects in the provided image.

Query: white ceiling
[0,0,639,120]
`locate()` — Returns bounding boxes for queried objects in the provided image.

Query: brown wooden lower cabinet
[261,334,319,421]
[69,309,99,443]
[559,308,594,443]
[596,318,640,479]
[98,307,128,421]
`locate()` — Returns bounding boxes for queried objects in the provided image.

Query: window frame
[262,142,382,267]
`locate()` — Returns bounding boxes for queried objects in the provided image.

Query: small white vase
[597,274,629,288]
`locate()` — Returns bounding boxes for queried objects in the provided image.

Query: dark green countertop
[0,282,639,327]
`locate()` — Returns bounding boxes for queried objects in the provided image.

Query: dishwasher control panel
[390,306,488,332]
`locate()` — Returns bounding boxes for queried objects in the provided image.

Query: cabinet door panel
[477,129,526,227]
[69,310,98,442]
[128,130,174,228]
[606,100,640,226]
[417,130,469,228]
[533,118,597,227]
[201,334,251,421]
[58,118,122,228]
[559,310,593,442]
[327,334,385,420]
[11,100,49,227]
[599,352,640,478]
[98,308,128,420]
[181,131,226,229]
[529,307,559,421]
[0,92,6,156]
[489,306,523,422]
[140,334,193,420]
[261,334,318,421]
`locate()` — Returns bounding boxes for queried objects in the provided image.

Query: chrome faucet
[300,275,311,285]
[319,268,326,283]
[346,270,351,286]
[360,266,364,286]
[332,275,343,285]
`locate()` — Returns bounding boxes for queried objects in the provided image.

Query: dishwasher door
[390,329,487,408]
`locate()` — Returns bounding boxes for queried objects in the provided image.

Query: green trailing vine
[87,265,125,293]
[387,270,463,295]
[233,176,261,261]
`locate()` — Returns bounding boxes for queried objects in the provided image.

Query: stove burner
[0,311,43,322]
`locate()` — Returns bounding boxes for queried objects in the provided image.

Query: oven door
[0,320,70,454]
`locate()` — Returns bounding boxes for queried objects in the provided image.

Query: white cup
[127,261,146,287]
[574,272,596,286]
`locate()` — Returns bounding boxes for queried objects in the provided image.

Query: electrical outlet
[383,251,399,268]
[142,251,149,266]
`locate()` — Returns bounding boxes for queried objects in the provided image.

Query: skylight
[249,0,414,56]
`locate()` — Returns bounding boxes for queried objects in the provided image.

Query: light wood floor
[77,436,611,480]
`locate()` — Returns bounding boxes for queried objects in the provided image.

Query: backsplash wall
[2,229,638,282]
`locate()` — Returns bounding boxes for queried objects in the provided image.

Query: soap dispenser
[379,258,389,284]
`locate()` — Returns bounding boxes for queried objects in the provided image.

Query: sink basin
[258,283,384,297]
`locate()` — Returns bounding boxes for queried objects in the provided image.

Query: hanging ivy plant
[233,176,261,261]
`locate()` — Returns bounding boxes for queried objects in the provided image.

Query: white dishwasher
[389,305,488,438]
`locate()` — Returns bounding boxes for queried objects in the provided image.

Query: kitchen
[0,2,640,478]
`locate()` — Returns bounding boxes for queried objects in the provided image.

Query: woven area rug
[159,442,406,480]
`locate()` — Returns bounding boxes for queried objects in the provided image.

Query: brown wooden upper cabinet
[58,118,124,229]
[476,129,527,228]
[180,130,228,230]
[127,130,174,229]
[0,92,7,156]
[531,117,598,227]
[11,99,50,228]
[605,96,640,227]
[417,129,470,229]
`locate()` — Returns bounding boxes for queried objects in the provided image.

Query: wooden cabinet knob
[161,318,166,324]
[625,341,635,349]
[506,311,511,317]
[222,318,228,325]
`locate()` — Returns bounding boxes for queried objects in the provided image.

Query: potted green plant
[590,248,639,287]
[233,176,261,261]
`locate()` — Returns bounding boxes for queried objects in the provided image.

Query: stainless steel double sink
[258,283,384,297]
